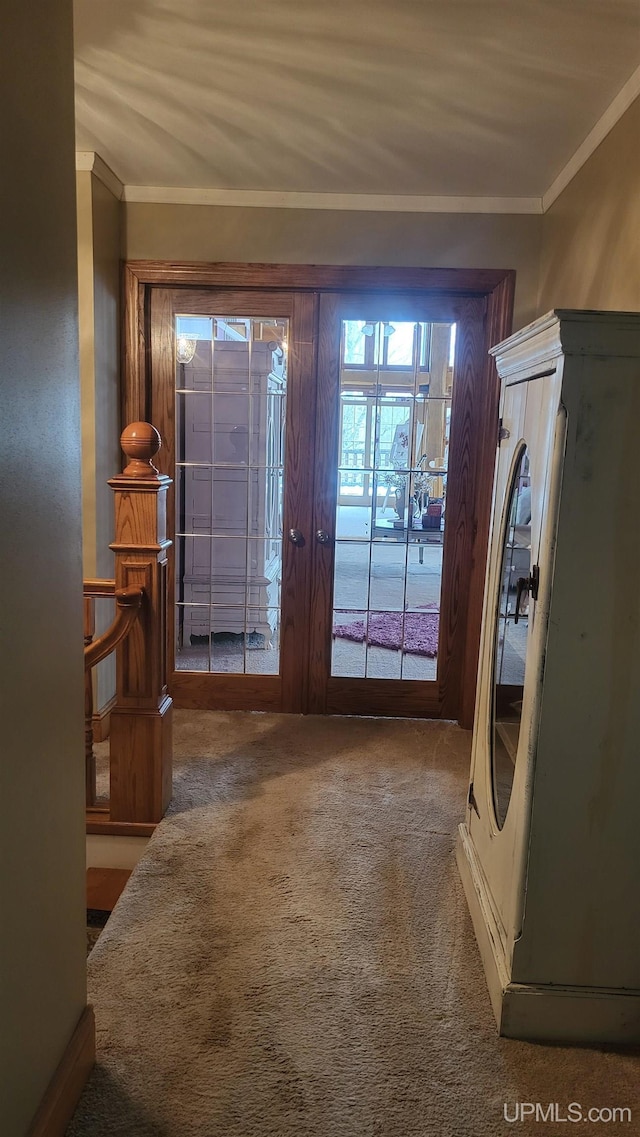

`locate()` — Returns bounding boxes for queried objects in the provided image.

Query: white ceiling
[74,0,640,202]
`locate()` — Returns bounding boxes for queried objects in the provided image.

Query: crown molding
[542,65,640,212]
[77,69,639,217]
[122,186,542,213]
[75,151,124,201]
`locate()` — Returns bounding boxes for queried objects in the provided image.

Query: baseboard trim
[92,694,116,743]
[456,825,640,1043]
[27,1005,95,1137]
[86,810,156,837]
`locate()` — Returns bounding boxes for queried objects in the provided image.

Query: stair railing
[84,423,173,835]
[83,581,143,807]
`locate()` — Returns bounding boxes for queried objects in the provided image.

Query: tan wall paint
[77,171,97,576]
[0,2,86,1134]
[91,175,122,709]
[538,99,640,314]
[78,172,122,710]
[124,205,542,329]
[92,175,122,576]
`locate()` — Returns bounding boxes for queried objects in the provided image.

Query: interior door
[147,284,494,720]
[308,293,489,720]
[149,288,317,712]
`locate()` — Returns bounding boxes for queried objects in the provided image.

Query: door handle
[288,528,305,546]
[514,564,539,623]
[316,529,332,545]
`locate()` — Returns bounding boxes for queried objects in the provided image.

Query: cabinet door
[467,370,561,954]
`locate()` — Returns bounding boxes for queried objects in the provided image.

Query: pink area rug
[333,608,439,657]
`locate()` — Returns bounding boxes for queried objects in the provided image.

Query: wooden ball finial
[121,422,161,478]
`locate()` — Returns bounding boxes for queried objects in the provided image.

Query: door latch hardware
[288,528,305,547]
[514,564,539,623]
[315,529,332,545]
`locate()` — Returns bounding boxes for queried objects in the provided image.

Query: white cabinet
[456,310,640,1043]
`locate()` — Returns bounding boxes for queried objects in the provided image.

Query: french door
[309,293,486,719]
[141,271,509,723]
[149,288,316,713]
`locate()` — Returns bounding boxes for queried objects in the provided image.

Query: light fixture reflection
[176,335,197,365]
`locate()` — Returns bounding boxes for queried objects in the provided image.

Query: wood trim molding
[27,1006,95,1137]
[86,809,157,837]
[122,263,149,427]
[459,271,515,729]
[123,261,516,425]
[126,260,515,293]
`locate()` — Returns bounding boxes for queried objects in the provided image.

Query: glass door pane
[331,319,455,680]
[174,314,288,676]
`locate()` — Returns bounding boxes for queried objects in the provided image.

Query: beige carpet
[70,711,639,1136]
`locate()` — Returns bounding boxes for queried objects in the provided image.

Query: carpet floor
[70,711,639,1137]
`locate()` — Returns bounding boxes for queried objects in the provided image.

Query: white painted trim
[75,151,124,201]
[542,65,640,211]
[122,185,542,214]
[75,151,95,172]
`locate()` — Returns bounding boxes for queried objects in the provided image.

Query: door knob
[288,528,305,546]
[316,529,332,545]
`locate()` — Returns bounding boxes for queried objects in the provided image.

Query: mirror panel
[491,445,531,829]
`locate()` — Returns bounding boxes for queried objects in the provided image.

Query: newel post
[108,423,172,823]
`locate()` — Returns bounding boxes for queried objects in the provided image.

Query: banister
[84,586,143,671]
[83,578,116,598]
[84,421,173,830]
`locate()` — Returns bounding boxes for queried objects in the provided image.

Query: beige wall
[92,175,122,568]
[124,205,542,330]
[77,171,97,573]
[0,2,87,1134]
[78,171,122,577]
[78,170,122,709]
[538,98,640,314]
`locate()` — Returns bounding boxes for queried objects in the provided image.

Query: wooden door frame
[123,261,515,726]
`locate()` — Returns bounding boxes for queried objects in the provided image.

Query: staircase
[83,422,172,836]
